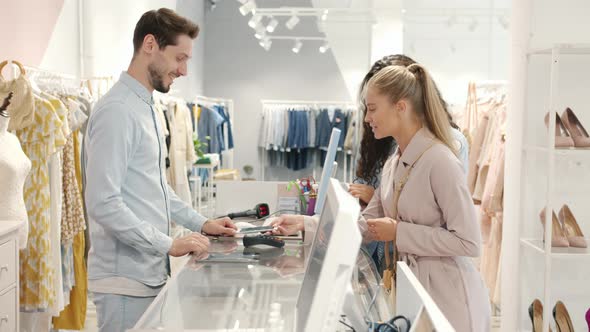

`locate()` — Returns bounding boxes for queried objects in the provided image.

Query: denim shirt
[83,72,207,288]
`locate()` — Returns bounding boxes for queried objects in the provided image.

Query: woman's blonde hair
[365,63,456,155]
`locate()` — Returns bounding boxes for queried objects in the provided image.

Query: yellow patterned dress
[16,97,66,312]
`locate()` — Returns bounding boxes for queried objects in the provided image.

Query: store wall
[1,0,205,99]
[0,0,77,75]
[401,0,510,108]
[83,0,206,99]
[174,0,206,98]
[39,0,81,76]
[203,0,351,181]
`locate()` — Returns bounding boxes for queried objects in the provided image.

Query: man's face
[148,34,192,93]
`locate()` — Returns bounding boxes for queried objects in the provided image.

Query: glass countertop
[131,237,391,331]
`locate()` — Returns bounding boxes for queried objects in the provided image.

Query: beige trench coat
[363,128,491,332]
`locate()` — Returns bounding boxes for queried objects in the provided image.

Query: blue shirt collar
[119,71,154,105]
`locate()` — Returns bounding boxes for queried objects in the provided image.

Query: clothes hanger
[0,60,26,79]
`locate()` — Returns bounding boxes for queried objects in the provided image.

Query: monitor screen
[296,179,361,332]
[314,128,341,214]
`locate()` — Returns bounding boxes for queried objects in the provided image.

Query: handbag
[382,141,435,313]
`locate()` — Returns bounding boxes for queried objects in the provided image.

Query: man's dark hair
[133,8,199,53]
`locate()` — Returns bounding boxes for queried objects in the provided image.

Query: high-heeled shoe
[530,299,553,332]
[545,112,575,148]
[540,208,570,247]
[561,107,590,148]
[553,301,574,332]
[559,204,588,248]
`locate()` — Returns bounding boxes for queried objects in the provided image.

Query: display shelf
[521,238,590,257]
[523,145,590,156]
[528,43,590,55]
[505,39,590,332]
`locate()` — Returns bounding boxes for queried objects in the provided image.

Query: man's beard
[148,63,171,93]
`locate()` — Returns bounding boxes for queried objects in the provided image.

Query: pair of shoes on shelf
[530,300,574,332]
[545,108,590,148]
[539,205,587,248]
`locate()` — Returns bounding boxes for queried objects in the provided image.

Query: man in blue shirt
[84,8,236,332]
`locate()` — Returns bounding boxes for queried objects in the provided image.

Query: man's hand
[270,215,305,236]
[169,232,210,257]
[348,184,375,204]
[202,217,237,236]
[366,217,397,242]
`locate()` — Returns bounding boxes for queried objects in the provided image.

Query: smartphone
[236,226,276,235]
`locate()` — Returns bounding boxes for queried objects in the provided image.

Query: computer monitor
[314,128,341,214]
[296,178,362,332]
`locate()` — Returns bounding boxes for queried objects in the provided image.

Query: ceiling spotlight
[239,0,256,16]
[266,17,278,33]
[319,41,330,53]
[248,15,262,28]
[285,15,300,30]
[292,39,302,53]
[259,37,272,51]
[321,10,328,21]
[468,18,478,32]
[254,25,266,39]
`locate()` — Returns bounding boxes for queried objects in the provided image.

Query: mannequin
[0,92,32,248]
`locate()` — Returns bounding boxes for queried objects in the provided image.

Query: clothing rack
[195,95,235,169]
[23,65,78,80]
[260,99,359,183]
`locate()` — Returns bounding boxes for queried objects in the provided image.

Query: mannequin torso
[0,115,32,247]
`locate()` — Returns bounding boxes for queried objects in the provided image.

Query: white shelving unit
[505,42,590,332]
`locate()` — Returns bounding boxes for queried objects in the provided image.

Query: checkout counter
[130,181,455,332]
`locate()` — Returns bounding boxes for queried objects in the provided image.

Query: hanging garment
[315,108,347,150]
[17,97,66,312]
[480,215,503,303]
[60,134,86,244]
[467,115,489,194]
[187,102,196,132]
[0,73,35,131]
[47,97,69,316]
[214,104,234,150]
[287,110,309,149]
[167,102,197,204]
[473,110,503,202]
[343,110,357,151]
[197,105,225,154]
[52,231,87,330]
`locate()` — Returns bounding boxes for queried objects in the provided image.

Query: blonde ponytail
[407,64,456,155]
[366,63,456,155]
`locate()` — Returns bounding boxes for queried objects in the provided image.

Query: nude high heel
[539,208,569,247]
[561,107,590,148]
[545,112,575,148]
[553,301,574,332]
[530,299,553,332]
[559,204,587,248]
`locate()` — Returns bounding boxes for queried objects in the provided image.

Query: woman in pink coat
[362,63,491,331]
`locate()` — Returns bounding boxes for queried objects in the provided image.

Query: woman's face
[364,86,400,139]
